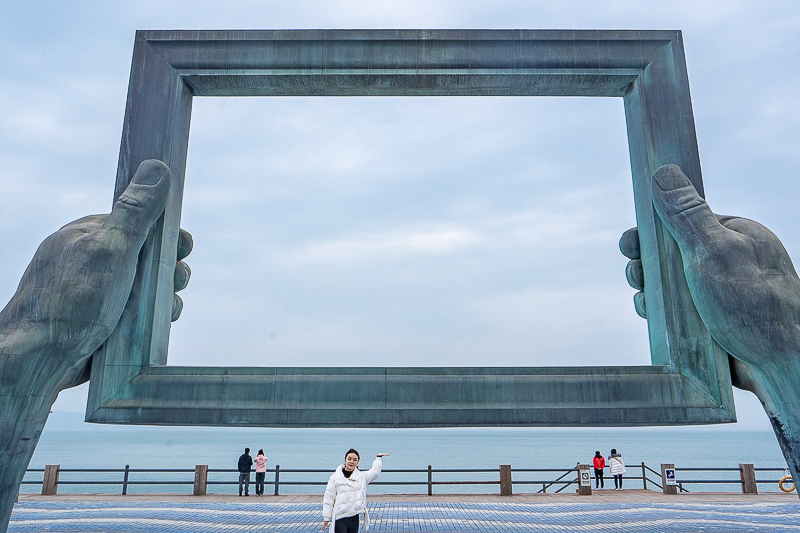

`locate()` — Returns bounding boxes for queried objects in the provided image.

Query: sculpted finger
[177,229,193,260]
[174,261,191,292]
[171,293,184,322]
[633,292,647,319]
[619,228,640,260]
[625,259,644,290]
[651,165,728,257]
[103,159,171,245]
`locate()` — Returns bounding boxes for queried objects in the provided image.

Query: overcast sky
[1,1,798,429]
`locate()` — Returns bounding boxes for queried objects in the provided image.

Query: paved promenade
[11,491,800,532]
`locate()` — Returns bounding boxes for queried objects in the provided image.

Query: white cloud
[277,226,480,266]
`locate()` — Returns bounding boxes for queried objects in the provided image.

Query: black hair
[258,449,264,455]
[245,448,250,454]
[345,448,360,461]
[610,448,617,455]
[595,451,601,456]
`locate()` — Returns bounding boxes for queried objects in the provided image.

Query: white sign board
[580,469,592,487]
[665,468,677,486]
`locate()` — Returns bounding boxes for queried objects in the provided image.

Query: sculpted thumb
[651,164,725,260]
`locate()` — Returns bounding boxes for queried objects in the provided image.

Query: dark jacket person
[238,448,253,496]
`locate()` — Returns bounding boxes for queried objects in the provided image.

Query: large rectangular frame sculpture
[86,29,736,427]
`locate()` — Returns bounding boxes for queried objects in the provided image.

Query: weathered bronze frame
[86,30,735,427]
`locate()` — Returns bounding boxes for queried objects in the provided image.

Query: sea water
[21,423,789,495]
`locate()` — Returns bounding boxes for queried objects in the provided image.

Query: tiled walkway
[10,497,800,532]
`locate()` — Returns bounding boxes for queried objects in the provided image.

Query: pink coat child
[254,450,268,496]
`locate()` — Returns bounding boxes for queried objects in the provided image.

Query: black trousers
[594,468,604,488]
[334,514,359,533]
[255,472,265,495]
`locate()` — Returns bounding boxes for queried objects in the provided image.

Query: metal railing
[21,462,789,496]
[22,464,576,495]
[662,467,789,493]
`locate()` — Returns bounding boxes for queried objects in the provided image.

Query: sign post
[661,464,678,494]
[578,464,593,495]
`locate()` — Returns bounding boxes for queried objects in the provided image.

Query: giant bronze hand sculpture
[0,160,191,531]
[622,164,800,494]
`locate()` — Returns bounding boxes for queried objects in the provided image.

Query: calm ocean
[22,421,790,495]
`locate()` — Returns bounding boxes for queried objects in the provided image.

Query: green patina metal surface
[87,29,735,427]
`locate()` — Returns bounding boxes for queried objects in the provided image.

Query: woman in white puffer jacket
[322,448,389,532]
[608,448,626,490]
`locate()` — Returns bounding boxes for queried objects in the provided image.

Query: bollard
[499,464,513,496]
[660,464,677,494]
[739,463,758,494]
[577,464,593,495]
[427,465,433,496]
[194,465,209,496]
[274,465,280,496]
[41,464,60,495]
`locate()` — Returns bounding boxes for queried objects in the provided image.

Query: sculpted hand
[0,159,191,387]
[0,159,191,531]
[621,164,800,493]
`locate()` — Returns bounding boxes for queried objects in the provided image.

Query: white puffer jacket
[609,454,626,475]
[322,456,382,530]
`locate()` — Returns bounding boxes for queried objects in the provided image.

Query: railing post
[193,465,208,496]
[427,465,433,496]
[274,465,280,496]
[660,463,677,494]
[577,464,592,495]
[641,462,647,490]
[122,464,130,495]
[41,464,59,495]
[739,463,758,494]
[499,464,513,496]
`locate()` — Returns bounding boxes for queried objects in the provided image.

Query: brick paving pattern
[9,500,800,532]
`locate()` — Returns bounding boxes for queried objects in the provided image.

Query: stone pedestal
[661,463,678,494]
[739,463,758,494]
[578,464,593,495]
[41,465,59,495]
[194,465,209,496]
[499,464,512,496]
